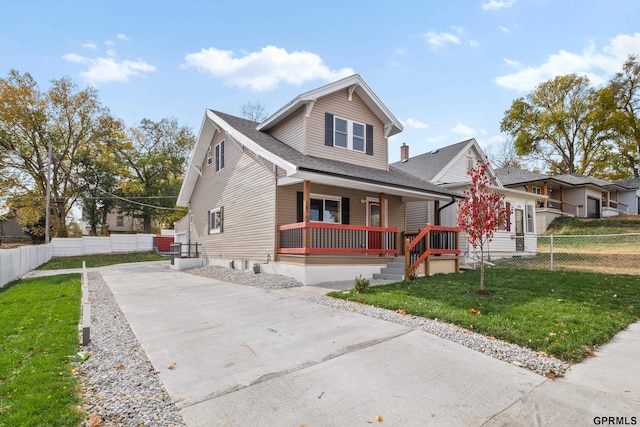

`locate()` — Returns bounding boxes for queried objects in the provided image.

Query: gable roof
[257,74,403,139]
[495,168,624,191]
[177,110,460,206]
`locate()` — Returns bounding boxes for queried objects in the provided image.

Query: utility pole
[45,136,52,243]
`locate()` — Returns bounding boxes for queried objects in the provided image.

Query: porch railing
[404,225,460,275]
[277,222,398,255]
[170,242,200,265]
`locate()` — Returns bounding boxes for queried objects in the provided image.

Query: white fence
[51,234,155,257]
[0,244,53,288]
[0,234,156,288]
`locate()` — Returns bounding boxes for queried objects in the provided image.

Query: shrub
[354,274,370,293]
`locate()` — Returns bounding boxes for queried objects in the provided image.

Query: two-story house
[175,75,461,284]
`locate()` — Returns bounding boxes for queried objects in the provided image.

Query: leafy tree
[0,70,122,238]
[118,118,194,233]
[500,74,610,176]
[457,161,510,292]
[488,138,523,169]
[240,101,268,122]
[601,55,640,178]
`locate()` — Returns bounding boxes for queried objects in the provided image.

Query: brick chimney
[400,143,409,161]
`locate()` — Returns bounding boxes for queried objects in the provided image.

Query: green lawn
[544,216,640,235]
[329,269,640,363]
[37,251,166,270]
[0,275,84,426]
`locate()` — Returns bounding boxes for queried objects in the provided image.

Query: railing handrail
[405,224,460,272]
[278,222,399,232]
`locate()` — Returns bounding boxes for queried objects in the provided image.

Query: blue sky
[2,0,640,163]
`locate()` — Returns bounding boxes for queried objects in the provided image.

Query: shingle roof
[615,176,640,189]
[389,139,474,182]
[494,167,549,186]
[215,111,461,199]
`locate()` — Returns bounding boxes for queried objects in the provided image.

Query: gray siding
[190,132,277,259]
[305,91,388,170]
[406,200,433,232]
[269,106,305,153]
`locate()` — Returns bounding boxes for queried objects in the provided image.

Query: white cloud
[62,51,156,84]
[182,45,354,91]
[499,26,510,33]
[495,32,640,91]
[503,58,522,67]
[451,123,477,136]
[481,0,516,11]
[116,33,129,41]
[105,40,114,46]
[404,118,429,129]
[82,42,97,49]
[451,26,465,35]
[424,31,460,49]
[469,40,480,48]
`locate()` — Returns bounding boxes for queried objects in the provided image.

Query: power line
[100,191,181,211]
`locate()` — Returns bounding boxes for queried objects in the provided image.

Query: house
[175,75,462,284]
[391,139,542,263]
[615,177,640,215]
[496,167,632,232]
[0,213,31,244]
[79,209,160,235]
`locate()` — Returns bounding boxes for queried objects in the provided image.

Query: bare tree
[240,101,268,122]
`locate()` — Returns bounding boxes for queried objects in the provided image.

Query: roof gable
[257,74,403,139]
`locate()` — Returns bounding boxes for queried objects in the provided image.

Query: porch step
[372,256,405,281]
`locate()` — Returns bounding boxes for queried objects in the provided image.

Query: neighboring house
[79,209,158,235]
[495,167,632,232]
[391,139,542,263]
[0,213,31,243]
[615,177,640,215]
[176,74,462,284]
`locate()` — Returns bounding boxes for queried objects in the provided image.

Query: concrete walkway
[83,262,640,425]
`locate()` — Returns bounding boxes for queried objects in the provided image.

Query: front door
[515,209,525,252]
[587,196,600,218]
[367,201,381,249]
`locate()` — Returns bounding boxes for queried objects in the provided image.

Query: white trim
[209,207,222,234]
[333,116,366,153]
[309,193,342,223]
[365,196,389,227]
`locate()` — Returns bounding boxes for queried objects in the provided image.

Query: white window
[214,140,225,171]
[532,186,542,195]
[334,117,366,153]
[310,195,341,223]
[209,207,223,234]
[467,157,475,171]
[207,145,212,166]
[116,216,124,227]
[526,205,534,233]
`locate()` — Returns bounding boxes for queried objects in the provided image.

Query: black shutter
[341,197,350,224]
[365,124,373,155]
[207,210,210,234]
[325,113,334,147]
[220,140,225,169]
[296,191,303,222]
[219,206,224,233]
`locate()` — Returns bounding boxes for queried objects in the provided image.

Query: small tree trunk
[479,245,485,291]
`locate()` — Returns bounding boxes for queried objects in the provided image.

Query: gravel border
[185,265,303,289]
[77,272,186,427]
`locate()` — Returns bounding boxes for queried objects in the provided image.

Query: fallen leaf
[168,363,176,370]
[396,309,406,315]
[116,364,124,370]
[375,414,383,422]
[88,411,101,427]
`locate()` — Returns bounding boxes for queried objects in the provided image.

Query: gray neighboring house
[496,167,633,232]
[615,177,640,215]
[0,214,30,244]
[175,74,462,284]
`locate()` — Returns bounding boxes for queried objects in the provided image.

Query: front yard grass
[329,269,640,363]
[37,251,166,270]
[0,275,84,426]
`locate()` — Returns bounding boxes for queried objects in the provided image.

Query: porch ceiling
[278,170,455,201]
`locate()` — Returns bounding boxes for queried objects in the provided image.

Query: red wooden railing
[405,225,460,275]
[278,222,398,255]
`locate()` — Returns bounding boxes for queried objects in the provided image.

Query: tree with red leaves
[457,160,510,292]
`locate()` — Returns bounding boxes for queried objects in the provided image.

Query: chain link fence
[490,233,640,275]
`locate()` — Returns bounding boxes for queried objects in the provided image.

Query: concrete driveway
[99,262,640,426]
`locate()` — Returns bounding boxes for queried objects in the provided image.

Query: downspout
[187,202,191,247]
[437,196,457,225]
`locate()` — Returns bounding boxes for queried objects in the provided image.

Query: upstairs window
[207,145,212,166]
[325,113,373,155]
[215,140,225,171]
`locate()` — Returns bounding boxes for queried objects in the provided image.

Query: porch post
[543,182,548,208]
[379,192,386,253]
[434,200,440,225]
[303,180,311,253]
